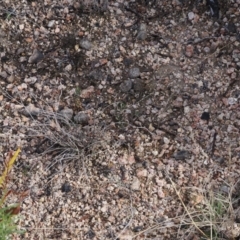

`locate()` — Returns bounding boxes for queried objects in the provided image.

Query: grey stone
[47,20,55,28]
[129,67,140,78]
[0,71,8,79]
[131,177,141,191]
[136,23,147,40]
[28,49,44,64]
[227,22,237,33]
[61,182,71,193]
[136,31,147,40]
[173,150,190,160]
[228,97,237,105]
[88,70,103,81]
[137,31,147,40]
[16,48,24,55]
[74,112,89,124]
[19,56,27,62]
[188,12,195,21]
[7,75,15,83]
[139,23,147,32]
[220,185,230,194]
[120,79,132,93]
[80,39,92,50]
[23,104,41,116]
[24,76,37,84]
[59,108,73,121]
[101,0,108,12]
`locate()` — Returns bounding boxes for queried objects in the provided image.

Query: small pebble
[74,112,89,124]
[61,182,71,193]
[185,45,194,58]
[59,108,73,121]
[203,47,210,53]
[7,75,15,83]
[80,39,92,50]
[188,12,195,21]
[227,22,237,33]
[64,64,72,71]
[201,112,210,120]
[6,84,13,89]
[129,67,140,78]
[137,23,147,40]
[19,56,27,62]
[47,20,55,28]
[173,150,190,160]
[28,49,44,64]
[163,137,170,144]
[88,70,104,81]
[24,76,37,84]
[80,86,95,98]
[136,168,148,178]
[86,229,95,239]
[18,83,27,90]
[0,71,8,78]
[131,177,141,191]
[228,97,237,105]
[120,79,132,93]
[23,104,41,116]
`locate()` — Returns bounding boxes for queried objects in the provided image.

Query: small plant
[168,175,240,239]
[112,101,129,128]
[1,7,17,21]
[0,199,20,240]
[75,86,81,96]
[0,148,23,240]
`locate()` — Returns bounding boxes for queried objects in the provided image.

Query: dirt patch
[0,0,240,239]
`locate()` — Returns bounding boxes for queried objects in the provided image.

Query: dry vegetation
[0,0,240,239]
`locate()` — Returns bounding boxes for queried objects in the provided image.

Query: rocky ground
[0,0,240,239]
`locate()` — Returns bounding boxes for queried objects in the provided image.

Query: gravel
[0,0,240,239]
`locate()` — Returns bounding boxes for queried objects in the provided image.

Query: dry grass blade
[166,173,209,238]
[0,148,21,188]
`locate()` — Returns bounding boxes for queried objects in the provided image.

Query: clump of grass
[0,4,18,21]
[25,108,111,172]
[168,175,240,240]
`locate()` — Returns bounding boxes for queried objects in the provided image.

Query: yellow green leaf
[0,148,21,188]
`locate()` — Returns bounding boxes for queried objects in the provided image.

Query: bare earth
[0,0,240,239]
